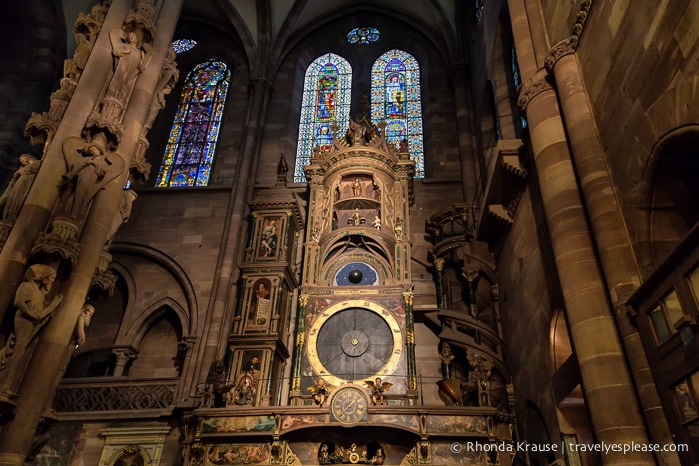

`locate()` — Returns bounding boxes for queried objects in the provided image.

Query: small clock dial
[330,386,368,424]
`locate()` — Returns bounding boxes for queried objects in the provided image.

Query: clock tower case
[290,117,417,403]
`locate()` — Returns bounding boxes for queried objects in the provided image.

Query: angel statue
[308,378,332,407]
[365,377,392,406]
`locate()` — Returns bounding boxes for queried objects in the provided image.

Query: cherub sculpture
[365,378,392,406]
[308,378,332,407]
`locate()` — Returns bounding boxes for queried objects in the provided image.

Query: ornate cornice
[544,0,593,72]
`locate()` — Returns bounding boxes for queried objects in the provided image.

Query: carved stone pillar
[0,2,183,464]
[516,70,653,464]
[0,0,132,326]
[111,347,137,377]
[546,35,678,464]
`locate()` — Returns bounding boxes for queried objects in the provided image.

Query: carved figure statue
[0,265,63,394]
[277,152,289,176]
[73,303,95,348]
[107,29,149,103]
[373,216,381,230]
[351,209,361,226]
[143,47,178,135]
[372,177,381,200]
[205,360,235,408]
[352,178,362,197]
[64,32,92,81]
[308,378,330,407]
[0,154,40,224]
[60,137,124,224]
[105,190,137,245]
[393,217,403,237]
[365,377,392,405]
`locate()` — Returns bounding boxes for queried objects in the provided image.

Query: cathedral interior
[0,0,698,465]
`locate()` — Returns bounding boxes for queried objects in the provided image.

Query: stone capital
[517,71,554,112]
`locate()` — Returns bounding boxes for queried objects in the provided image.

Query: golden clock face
[307,300,403,387]
[330,386,368,424]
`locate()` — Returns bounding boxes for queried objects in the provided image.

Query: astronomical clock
[289,117,417,403]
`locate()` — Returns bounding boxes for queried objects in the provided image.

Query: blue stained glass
[295,53,352,182]
[172,39,197,54]
[371,50,424,178]
[157,60,230,187]
[347,27,380,44]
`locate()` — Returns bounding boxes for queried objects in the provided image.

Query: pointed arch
[156,59,231,187]
[371,49,424,178]
[294,53,352,182]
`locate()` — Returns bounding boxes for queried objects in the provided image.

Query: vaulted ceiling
[63,0,464,75]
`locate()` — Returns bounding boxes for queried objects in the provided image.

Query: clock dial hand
[341,399,357,415]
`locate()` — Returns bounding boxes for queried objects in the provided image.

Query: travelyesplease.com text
[451,441,688,455]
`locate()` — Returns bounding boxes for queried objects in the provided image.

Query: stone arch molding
[117,296,187,350]
[110,242,198,338]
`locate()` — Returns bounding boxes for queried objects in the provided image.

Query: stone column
[197,78,273,387]
[0,0,132,323]
[547,45,679,465]
[517,71,653,464]
[111,347,137,377]
[450,64,477,203]
[0,2,183,463]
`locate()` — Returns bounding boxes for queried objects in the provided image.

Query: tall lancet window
[156,60,230,187]
[295,53,352,182]
[371,49,424,178]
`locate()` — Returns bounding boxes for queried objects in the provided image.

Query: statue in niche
[73,303,95,349]
[0,265,63,394]
[0,154,41,224]
[373,216,381,230]
[60,137,124,224]
[372,177,381,200]
[106,29,151,103]
[105,190,137,246]
[231,357,259,406]
[204,360,235,408]
[350,209,362,226]
[393,216,403,236]
[352,178,362,197]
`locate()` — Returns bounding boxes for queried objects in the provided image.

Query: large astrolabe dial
[307,300,403,387]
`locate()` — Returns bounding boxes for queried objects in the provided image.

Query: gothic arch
[635,125,699,273]
[111,241,199,332]
[116,297,187,350]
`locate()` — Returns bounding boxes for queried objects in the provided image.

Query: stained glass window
[295,53,352,182]
[371,50,424,178]
[347,27,380,44]
[156,60,230,187]
[511,46,527,129]
[172,39,197,54]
